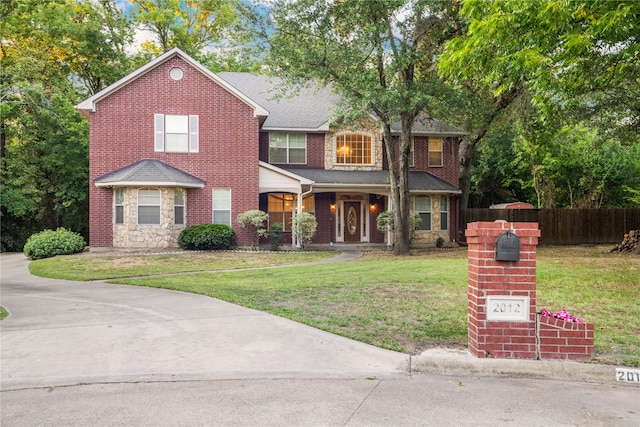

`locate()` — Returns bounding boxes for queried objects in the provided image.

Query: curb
[411,348,639,386]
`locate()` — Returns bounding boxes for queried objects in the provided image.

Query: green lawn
[29,246,640,366]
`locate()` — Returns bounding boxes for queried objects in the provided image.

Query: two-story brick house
[77,48,463,250]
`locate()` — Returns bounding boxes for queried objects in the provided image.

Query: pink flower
[539,308,582,323]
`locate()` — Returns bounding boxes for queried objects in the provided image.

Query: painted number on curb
[616,368,640,383]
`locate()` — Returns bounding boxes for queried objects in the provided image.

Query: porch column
[294,191,303,248]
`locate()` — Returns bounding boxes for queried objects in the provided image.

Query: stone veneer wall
[113,187,185,249]
[412,195,450,245]
[324,123,384,171]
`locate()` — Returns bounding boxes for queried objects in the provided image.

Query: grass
[29,246,640,367]
[28,250,335,281]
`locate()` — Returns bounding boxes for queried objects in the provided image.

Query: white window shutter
[154,114,165,152]
[189,115,199,152]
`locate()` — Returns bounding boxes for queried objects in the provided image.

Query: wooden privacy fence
[460,208,640,245]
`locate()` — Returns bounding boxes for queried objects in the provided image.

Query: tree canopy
[262,0,460,254]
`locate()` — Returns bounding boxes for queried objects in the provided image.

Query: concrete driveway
[0,253,409,391]
[2,253,639,426]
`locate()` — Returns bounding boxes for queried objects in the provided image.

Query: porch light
[330,203,336,212]
[370,203,376,212]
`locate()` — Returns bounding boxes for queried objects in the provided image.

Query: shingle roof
[283,168,461,193]
[218,73,339,131]
[94,159,205,188]
[218,72,465,135]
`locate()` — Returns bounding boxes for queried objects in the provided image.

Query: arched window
[336,133,372,164]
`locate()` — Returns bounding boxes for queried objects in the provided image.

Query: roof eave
[95,181,205,189]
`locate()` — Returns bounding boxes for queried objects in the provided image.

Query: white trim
[95,181,204,188]
[77,48,269,118]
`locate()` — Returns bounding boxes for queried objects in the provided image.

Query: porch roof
[94,159,206,188]
[282,168,461,194]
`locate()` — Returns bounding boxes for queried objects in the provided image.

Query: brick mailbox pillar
[466,221,541,359]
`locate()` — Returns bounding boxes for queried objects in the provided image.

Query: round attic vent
[170,67,184,81]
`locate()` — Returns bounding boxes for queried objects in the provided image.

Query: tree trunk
[458,137,476,209]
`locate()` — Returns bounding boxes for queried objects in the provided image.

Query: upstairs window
[138,188,161,225]
[414,195,432,231]
[336,133,372,164]
[428,138,443,167]
[269,133,306,164]
[155,114,199,153]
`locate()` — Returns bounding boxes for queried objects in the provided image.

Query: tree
[262,0,459,255]
[440,0,640,208]
[1,0,131,250]
[131,0,240,58]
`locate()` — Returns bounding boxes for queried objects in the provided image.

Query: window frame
[335,133,372,165]
[154,114,199,153]
[414,195,432,231]
[137,188,161,225]
[212,188,231,226]
[428,137,443,167]
[114,188,124,224]
[440,195,448,231]
[267,193,315,231]
[269,132,307,164]
[174,188,186,225]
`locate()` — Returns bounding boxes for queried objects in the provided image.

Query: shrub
[292,212,317,249]
[376,210,422,242]
[178,224,236,250]
[23,228,86,260]
[269,222,283,251]
[237,210,269,250]
[436,236,445,248]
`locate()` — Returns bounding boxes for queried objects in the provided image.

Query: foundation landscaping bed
[28,245,639,367]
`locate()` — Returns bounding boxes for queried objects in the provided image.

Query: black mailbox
[495,231,520,261]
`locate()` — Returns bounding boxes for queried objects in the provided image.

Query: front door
[343,201,361,242]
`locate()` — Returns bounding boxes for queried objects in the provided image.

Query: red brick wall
[384,136,460,187]
[538,315,595,360]
[88,55,259,248]
[259,132,325,169]
[466,221,540,359]
[465,221,594,360]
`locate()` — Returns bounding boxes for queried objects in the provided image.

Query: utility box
[495,231,520,261]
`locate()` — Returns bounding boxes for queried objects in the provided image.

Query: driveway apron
[0,253,409,391]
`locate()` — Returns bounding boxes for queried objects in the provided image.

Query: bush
[292,212,317,249]
[23,228,86,260]
[269,222,283,251]
[237,210,269,250]
[376,210,422,242]
[178,224,236,250]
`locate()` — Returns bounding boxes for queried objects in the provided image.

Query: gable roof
[94,159,205,188]
[76,48,268,119]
